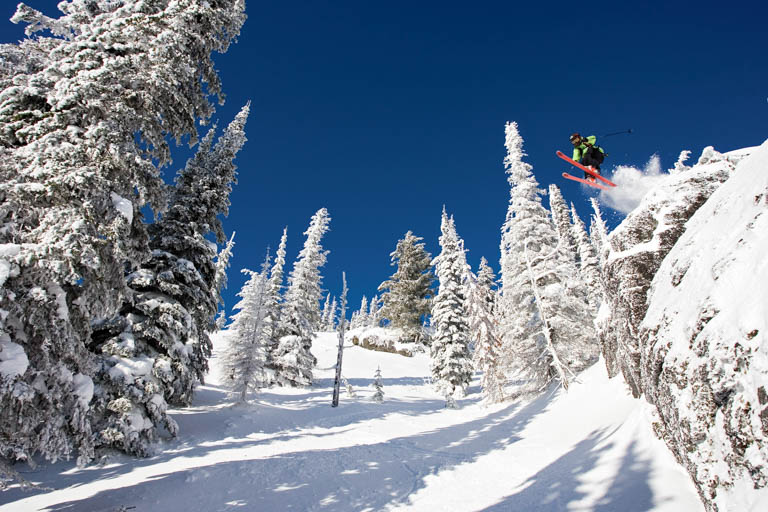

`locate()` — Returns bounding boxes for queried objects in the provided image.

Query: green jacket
[572,135,604,162]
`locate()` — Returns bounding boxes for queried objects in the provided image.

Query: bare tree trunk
[332,273,348,407]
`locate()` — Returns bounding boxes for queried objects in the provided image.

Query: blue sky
[4,1,767,318]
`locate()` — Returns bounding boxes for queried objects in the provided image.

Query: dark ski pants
[581,147,604,178]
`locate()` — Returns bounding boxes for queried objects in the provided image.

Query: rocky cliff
[599,142,767,510]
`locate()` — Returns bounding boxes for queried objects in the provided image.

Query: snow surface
[72,374,95,408]
[0,244,20,288]
[110,193,133,224]
[0,340,28,380]
[0,332,702,511]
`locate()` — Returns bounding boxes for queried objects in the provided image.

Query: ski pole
[602,129,633,137]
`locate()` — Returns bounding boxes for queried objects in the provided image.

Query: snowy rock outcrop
[640,141,768,511]
[601,141,768,510]
[600,146,738,395]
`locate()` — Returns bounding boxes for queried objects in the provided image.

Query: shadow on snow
[479,435,660,512]
[8,388,551,511]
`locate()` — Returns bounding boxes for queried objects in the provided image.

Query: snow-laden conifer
[350,296,369,329]
[429,210,473,401]
[320,294,332,331]
[0,0,245,466]
[263,228,288,381]
[467,258,505,403]
[372,367,384,403]
[212,232,237,331]
[357,296,369,327]
[498,122,598,393]
[273,209,331,386]
[378,232,434,344]
[570,205,602,309]
[589,198,610,266]
[548,185,577,264]
[90,105,249,455]
[326,297,338,332]
[223,259,272,402]
[368,295,381,327]
[343,376,358,399]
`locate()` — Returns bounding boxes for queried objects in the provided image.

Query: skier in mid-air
[569,133,605,181]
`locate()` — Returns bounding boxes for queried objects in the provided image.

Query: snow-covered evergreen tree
[570,204,602,309]
[467,258,505,403]
[320,294,332,331]
[342,376,358,399]
[498,122,597,393]
[223,260,271,403]
[357,296,369,328]
[212,232,237,331]
[263,228,288,381]
[273,208,331,387]
[548,184,577,264]
[90,105,249,455]
[350,295,369,329]
[589,197,610,266]
[0,0,245,465]
[326,297,338,332]
[368,295,381,327]
[372,366,384,403]
[377,232,434,343]
[430,209,473,401]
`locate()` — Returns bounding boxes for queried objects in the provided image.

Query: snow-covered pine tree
[350,295,368,329]
[263,228,288,382]
[320,294,332,331]
[90,105,249,455]
[377,232,434,344]
[430,209,474,401]
[548,184,577,264]
[467,258,505,403]
[0,0,245,466]
[368,295,381,328]
[357,296,369,328]
[343,376,358,399]
[372,366,384,403]
[212,231,237,332]
[223,259,272,403]
[498,122,598,393]
[326,297,338,332]
[570,204,602,310]
[349,311,360,330]
[273,208,331,387]
[589,197,610,266]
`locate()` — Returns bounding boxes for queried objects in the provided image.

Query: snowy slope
[1,333,702,511]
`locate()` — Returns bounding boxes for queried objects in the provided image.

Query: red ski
[562,172,610,190]
[556,150,617,187]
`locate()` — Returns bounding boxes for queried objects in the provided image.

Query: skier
[569,133,605,181]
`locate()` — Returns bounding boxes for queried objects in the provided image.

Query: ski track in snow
[1,333,702,512]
